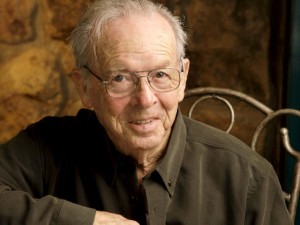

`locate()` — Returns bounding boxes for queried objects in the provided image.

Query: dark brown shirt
[0,109,292,225]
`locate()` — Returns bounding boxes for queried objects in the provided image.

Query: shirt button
[168,180,172,186]
[130,196,138,201]
[153,207,157,215]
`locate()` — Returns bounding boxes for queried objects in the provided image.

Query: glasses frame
[81,59,184,97]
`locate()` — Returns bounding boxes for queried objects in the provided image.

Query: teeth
[134,119,152,124]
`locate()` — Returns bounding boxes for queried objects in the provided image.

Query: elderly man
[0,0,292,224]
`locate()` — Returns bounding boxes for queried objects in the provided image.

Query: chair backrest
[182,87,300,222]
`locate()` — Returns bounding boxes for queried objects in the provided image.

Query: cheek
[91,92,130,124]
[161,91,181,109]
[88,85,114,112]
[159,92,180,124]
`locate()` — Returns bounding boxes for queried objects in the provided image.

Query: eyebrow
[105,58,174,73]
[107,62,176,74]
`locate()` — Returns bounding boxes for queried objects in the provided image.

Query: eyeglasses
[82,63,183,98]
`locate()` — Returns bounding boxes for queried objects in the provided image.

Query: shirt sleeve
[245,163,293,225]
[0,130,96,225]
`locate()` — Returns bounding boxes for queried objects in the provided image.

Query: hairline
[70,0,187,81]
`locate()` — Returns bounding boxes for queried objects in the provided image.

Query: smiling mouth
[132,119,153,125]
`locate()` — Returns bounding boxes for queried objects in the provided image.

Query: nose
[132,76,157,107]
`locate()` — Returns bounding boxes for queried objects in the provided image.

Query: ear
[178,58,190,102]
[70,68,93,109]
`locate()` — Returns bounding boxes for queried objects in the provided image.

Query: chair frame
[184,87,300,222]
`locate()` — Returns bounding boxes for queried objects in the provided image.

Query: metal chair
[182,86,300,222]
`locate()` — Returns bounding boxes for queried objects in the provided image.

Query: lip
[131,119,154,124]
[128,118,159,133]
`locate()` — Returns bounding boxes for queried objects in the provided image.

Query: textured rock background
[0,0,288,172]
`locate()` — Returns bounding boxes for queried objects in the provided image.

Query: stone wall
[0,0,285,147]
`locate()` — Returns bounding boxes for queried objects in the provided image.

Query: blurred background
[0,0,299,222]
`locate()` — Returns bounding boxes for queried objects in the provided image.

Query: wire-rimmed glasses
[82,63,183,98]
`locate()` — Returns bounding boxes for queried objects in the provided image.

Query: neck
[112,135,170,182]
[135,151,164,182]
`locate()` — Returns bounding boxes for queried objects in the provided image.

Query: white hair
[70,0,188,71]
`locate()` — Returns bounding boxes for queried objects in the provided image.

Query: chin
[131,137,165,152]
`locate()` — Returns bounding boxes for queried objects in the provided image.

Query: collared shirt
[0,109,293,225]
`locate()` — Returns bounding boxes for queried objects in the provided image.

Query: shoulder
[11,108,105,155]
[11,108,107,162]
[182,116,272,176]
[25,109,98,139]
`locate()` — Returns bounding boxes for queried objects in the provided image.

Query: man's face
[74,14,189,160]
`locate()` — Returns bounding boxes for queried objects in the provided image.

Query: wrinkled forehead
[95,13,177,69]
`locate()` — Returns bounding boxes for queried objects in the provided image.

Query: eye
[109,73,133,85]
[154,71,169,79]
[112,74,126,82]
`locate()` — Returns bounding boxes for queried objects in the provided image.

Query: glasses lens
[148,68,180,92]
[106,72,136,97]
